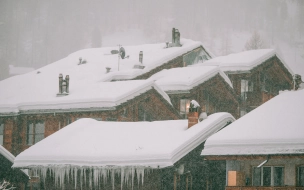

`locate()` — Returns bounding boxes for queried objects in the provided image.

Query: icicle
[120,167,124,190]
[111,168,115,190]
[74,167,77,189]
[131,167,135,190]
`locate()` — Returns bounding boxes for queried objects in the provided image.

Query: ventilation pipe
[65,75,69,93]
[59,74,63,94]
[139,51,143,64]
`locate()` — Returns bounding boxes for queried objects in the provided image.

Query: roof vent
[57,74,69,97]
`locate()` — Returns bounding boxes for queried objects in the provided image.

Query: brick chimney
[188,100,200,128]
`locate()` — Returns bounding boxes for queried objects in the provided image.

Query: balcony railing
[226,186,304,190]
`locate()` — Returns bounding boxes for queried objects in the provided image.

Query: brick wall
[168,74,239,119]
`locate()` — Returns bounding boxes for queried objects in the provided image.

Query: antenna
[117,45,126,71]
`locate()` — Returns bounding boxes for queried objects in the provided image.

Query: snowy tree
[245,31,265,50]
[0,180,15,190]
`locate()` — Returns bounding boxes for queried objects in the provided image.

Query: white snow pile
[149,65,232,92]
[195,49,293,74]
[13,113,234,188]
[202,89,304,156]
[0,80,171,114]
[190,100,200,108]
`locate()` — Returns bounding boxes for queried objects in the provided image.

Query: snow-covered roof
[0,39,209,115]
[9,65,35,76]
[195,49,294,74]
[149,66,233,92]
[0,80,171,114]
[202,89,304,156]
[13,113,234,169]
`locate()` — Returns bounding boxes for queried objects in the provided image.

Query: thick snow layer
[202,89,304,156]
[0,39,206,114]
[13,112,234,169]
[0,80,171,114]
[195,49,294,75]
[149,66,233,92]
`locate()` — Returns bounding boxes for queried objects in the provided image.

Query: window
[27,121,45,145]
[297,166,304,186]
[180,99,190,118]
[0,123,4,145]
[240,109,247,117]
[241,80,253,101]
[252,166,284,186]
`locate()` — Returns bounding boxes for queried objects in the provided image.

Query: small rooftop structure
[202,89,304,156]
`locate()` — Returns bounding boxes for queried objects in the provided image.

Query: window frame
[297,165,304,187]
[27,120,45,145]
[252,166,284,186]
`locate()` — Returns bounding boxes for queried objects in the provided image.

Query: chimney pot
[65,75,70,93]
[139,51,143,64]
[59,74,63,94]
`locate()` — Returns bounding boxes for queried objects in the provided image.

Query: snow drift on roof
[195,49,293,74]
[202,89,304,156]
[0,80,171,114]
[13,113,234,169]
[0,39,207,114]
[149,66,232,92]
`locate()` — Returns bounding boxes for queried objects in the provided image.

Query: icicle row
[30,165,151,190]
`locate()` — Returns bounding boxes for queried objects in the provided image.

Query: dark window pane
[274,167,284,186]
[253,167,261,186]
[298,167,304,186]
[263,167,271,186]
[0,124,4,135]
[27,123,34,145]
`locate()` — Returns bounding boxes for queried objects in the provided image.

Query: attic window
[180,99,190,118]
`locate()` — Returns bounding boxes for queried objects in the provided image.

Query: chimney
[139,51,143,64]
[65,75,69,93]
[57,74,69,97]
[175,29,181,46]
[188,100,200,128]
[59,74,63,94]
[172,28,176,43]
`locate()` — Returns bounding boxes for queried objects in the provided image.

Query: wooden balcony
[226,186,304,190]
